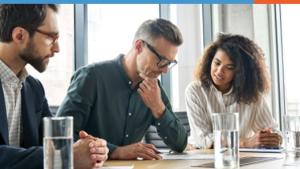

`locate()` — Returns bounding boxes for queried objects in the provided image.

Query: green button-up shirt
[57,54,187,153]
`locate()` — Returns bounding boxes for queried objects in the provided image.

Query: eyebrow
[214,58,235,67]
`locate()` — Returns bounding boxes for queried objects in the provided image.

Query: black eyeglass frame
[35,29,59,45]
[143,41,178,69]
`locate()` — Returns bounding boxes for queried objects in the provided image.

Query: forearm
[0,146,43,169]
[154,109,187,152]
[189,132,214,149]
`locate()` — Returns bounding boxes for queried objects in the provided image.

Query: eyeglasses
[143,41,177,69]
[35,29,59,45]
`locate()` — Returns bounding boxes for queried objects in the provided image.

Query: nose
[51,41,60,53]
[216,66,224,75]
[161,66,169,74]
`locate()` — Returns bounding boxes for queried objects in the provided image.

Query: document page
[161,151,214,160]
[239,148,283,153]
[100,166,134,169]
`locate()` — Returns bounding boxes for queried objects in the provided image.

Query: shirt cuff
[153,108,174,128]
[107,143,118,156]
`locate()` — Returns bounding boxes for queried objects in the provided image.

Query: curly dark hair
[194,33,270,104]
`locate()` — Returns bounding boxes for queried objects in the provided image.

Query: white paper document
[100,166,134,169]
[161,152,214,160]
[239,148,283,153]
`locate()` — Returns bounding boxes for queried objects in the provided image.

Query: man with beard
[0,5,108,169]
[57,18,188,160]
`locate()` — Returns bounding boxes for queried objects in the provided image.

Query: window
[169,5,180,111]
[169,5,203,111]
[280,5,300,116]
[26,5,74,107]
[87,4,159,64]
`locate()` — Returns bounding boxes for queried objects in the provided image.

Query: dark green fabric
[57,54,187,153]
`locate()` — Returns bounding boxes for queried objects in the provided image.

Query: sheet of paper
[99,166,134,169]
[283,160,300,166]
[156,149,171,153]
[161,152,214,160]
[192,156,282,168]
[239,148,283,153]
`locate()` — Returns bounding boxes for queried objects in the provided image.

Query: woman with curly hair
[185,33,282,149]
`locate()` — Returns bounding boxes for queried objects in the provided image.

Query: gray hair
[134,18,183,46]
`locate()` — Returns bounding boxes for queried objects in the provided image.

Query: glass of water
[212,112,239,169]
[284,115,300,165]
[43,116,73,169]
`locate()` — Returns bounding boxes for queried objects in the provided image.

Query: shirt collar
[116,54,133,88]
[0,59,28,84]
[211,83,233,96]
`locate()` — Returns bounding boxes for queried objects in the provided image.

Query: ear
[11,27,28,44]
[134,39,144,55]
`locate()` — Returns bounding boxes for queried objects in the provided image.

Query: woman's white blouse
[185,80,277,149]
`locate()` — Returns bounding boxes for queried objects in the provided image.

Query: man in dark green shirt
[57,18,187,160]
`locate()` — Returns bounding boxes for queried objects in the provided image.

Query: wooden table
[104,150,300,169]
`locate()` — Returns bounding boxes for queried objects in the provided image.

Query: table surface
[104,150,300,169]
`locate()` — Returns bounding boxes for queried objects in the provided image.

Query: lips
[214,74,224,81]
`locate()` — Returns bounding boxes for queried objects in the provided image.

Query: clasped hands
[74,131,109,169]
[240,128,282,148]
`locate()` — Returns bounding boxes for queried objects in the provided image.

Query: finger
[90,154,108,162]
[93,161,105,168]
[140,73,158,85]
[261,128,272,133]
[90,147,108,154]
[89,139,107,148]
[139,81,149,91]
[79,131,99,141]
[260,139,281,146]
[141,75,156,84]
[137,146,162,160]
[259,131,281,141]
[139,73,148,80]
[257,138,281,147]
[79,130,89,138]
[142,80,153,90]
[260,134,281,141]
[259,133,281,142]
[259,138,280,144]
[137,89,143,96]
[137,89,147,102]
[143,144,161,154]
[258,132,276,137]
[137,154,154,160]
[143,143,157,150]
[137,151,160,160]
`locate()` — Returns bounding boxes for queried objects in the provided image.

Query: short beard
[20,41,47,73]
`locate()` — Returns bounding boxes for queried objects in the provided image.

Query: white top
[185,80,277,149]
[0,59,27,146]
